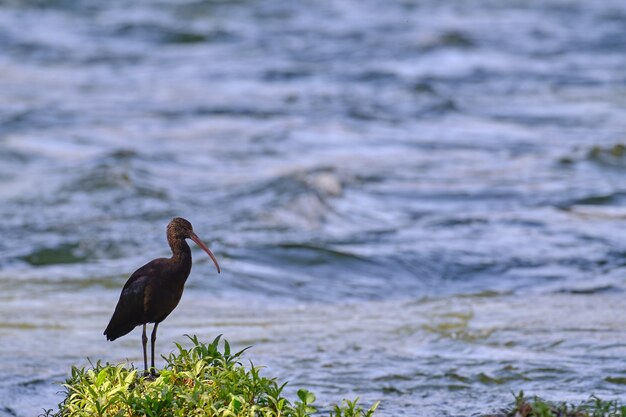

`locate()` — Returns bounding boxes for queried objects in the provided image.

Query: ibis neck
[169,237,192,263]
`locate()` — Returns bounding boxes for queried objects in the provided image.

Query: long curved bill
[190,233,221,274]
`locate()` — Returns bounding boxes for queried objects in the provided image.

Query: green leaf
[297,388,315,405]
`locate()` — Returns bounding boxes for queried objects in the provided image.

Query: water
[1,0,626,415]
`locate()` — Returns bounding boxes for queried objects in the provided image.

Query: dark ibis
[104,217,220,376]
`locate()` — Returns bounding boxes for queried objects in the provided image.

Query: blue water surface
[1,0,626,415]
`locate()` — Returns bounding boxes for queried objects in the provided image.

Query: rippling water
[1,0,626,416]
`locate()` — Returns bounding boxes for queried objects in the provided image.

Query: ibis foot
[142,370,159,380]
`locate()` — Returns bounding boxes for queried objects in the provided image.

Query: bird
[104,217,220,376]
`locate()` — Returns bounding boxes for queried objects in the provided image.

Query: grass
[486,391,626,417]
[41,335,379,417]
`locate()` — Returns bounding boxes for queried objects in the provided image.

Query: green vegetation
[42,336,626,417]
[487,391,626,417]
[42,335,379,417]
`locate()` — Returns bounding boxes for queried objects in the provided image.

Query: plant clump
[587,143,626,167]
[42,335,379,417]
[484,391,626,417]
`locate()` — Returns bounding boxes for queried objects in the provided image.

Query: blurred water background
[1,0,626,415]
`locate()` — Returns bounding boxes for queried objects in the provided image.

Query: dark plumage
[104,217,220,375]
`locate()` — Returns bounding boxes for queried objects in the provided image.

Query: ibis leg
[150,323,159,376]
[142,324,148,374]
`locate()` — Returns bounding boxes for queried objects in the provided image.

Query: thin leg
[150,322,159,376]
[142,324,148,374]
